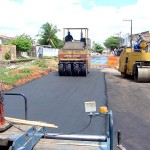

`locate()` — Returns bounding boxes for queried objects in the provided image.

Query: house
[0,35,14,45]
[0,35,16,60]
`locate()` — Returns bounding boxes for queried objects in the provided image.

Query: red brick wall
[0,45,16,60]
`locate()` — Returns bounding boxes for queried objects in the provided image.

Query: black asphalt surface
[4,69,107,135]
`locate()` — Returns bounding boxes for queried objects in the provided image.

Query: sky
[0,0,150,45]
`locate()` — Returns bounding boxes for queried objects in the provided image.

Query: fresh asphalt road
[4,69,107,135]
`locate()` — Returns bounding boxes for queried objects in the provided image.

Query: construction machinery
[58,28,91,76]
[118,40,150,82]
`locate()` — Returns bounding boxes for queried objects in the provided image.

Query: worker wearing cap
[134,34,145,51]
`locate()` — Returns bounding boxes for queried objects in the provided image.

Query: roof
[0,35,15,40]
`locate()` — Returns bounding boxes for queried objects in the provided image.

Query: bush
[20,68,32,74]
[5,52,11,60]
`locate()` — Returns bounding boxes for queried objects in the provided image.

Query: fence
[36,46,58,57]
[91,56,119,67]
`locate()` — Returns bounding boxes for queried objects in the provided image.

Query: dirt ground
[100,67,150,150]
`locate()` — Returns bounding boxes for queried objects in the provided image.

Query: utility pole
[123,19,132,48]
[114,32,121,49]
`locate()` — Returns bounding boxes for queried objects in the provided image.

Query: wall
[0,45,16,60]
[36,46,58,57]
[91,56,119,67]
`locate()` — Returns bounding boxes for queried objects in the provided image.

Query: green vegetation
[20,68,32,74]
[0,68,11,74]
[0,57,58,86]
[5,51,11,60]
[104,36,119,50]
[1,74,24,85]
[0,68,32,85]
[37,22,63,48]
[43,56,57,60]
[33,60,48,68]
[4,33,33,52]
[93,43,104,54]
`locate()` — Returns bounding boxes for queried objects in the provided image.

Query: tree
[38,22,62,48]
[104,36,119,51]
[4,33,33,52]
[93,43,104,54]
[53,38,64,48]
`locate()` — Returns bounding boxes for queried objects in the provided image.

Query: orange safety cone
[0,98,5,125]
[0,82,5,125]
[0,83,11,131]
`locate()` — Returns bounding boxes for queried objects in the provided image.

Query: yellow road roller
[118,41,150,82]
[58,28,91,76]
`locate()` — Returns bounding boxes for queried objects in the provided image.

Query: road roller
[58,28,91,76]
[118,40,150,82]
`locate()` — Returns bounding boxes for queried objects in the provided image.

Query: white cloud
[0,0,150,44]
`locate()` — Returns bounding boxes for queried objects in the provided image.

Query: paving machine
[58,28,91,76]
[118,40,150,82]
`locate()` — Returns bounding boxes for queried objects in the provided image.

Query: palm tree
[38,22,62,48]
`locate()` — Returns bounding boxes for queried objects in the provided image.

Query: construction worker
[134,34,145,51]
[65,31,73,42]
[38,46,43,60]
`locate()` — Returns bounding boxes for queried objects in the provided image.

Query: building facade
[0,35,14,45]
[120,31,150,48]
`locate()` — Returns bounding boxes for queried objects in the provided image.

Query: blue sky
[0,0,149,44]
[11,0,137,8]
[82,0,137,9]
[10,0,23,4]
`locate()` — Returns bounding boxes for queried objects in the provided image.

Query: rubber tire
[81,64,87,76]
[59,64,64,76]
[72,64,79,76]
[66,64,72,76]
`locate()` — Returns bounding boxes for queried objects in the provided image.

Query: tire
[66,64,72,76]
[72,64,79,76]
[58,64,64,76]
[81,64,87,76]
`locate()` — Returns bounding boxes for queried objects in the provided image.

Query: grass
[0,74,24,85]
[0,68,32,86]
[20,68,32,74]
[43,56,57,60]
[0,68,11,74]
[0,57,58,86]
[33,60,48,68]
